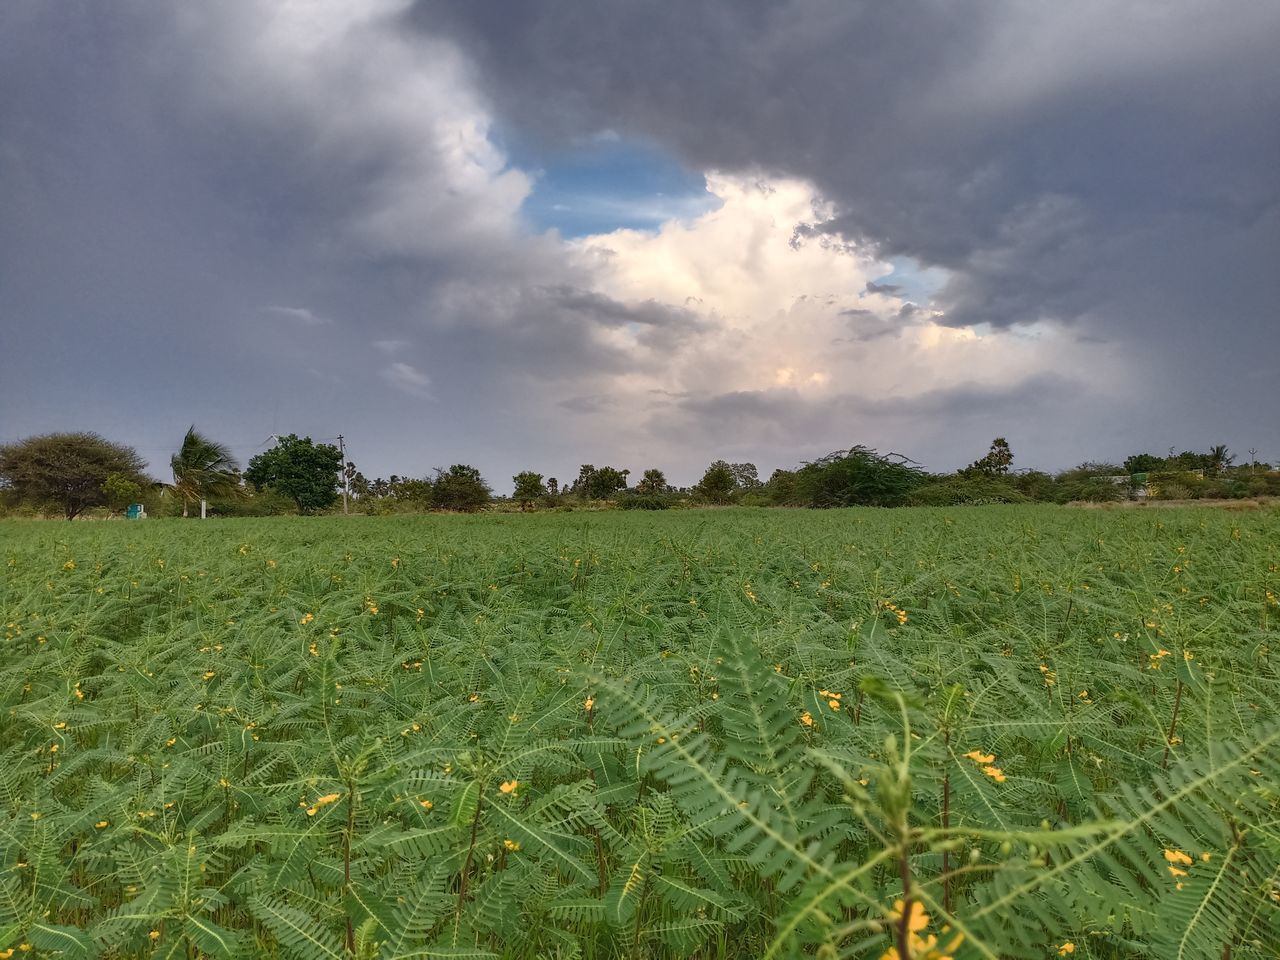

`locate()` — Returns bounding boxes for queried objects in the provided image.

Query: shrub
[908,477,1030,506]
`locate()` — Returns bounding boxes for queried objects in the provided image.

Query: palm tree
[171,426,240,517]
[1206,444,1235,477]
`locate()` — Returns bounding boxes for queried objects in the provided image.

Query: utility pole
[337,434,350,515]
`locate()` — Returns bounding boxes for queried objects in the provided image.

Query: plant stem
[1161,678,1184,770]
[456,791,484,920]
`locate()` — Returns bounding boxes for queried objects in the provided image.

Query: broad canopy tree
[244,435,342,514]
[512,471,545,510]
[433,464,491,512]
[0,432,148,519]
[171,426,241,517]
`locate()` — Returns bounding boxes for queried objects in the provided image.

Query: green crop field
[2,507,1277,959]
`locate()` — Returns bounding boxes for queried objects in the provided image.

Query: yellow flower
[305,792,342,816]
[828,699,841,711]
[63,560,76,570]
[202,671,216,680]
[503,838,520,851]
[148,930,160,941]
[1057,944,1075,956]
[391,557,400,569]
[299,612,314,625]
[94,820,109,829]
[0,948,13,958]
[419,799,433,809]
[1199,851,1212,862]
[963,750,995,764]
[981,765,1007,783]
[891,899,929,934]
[583,697,595,711]
[499,780,518,794]
[1164,848,1193,866]
[800,711,815,727]
[1168,865,1188,878]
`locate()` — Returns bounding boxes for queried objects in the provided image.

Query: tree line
[0,430,1276,519]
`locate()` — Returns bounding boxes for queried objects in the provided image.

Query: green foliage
[512,472,545,510]
[962,437,1014,477]
[908,476,1030,506]
[432,465,491,512]
[787,446,926,507]
[171,425,242,517]
[0,507,1276,958]
[389,477,435,509]
[244,436,343,514]
[695,461,737,504]
[100,472,143,512]
[573,465,628,500]
[616,492,674,510]
[1051,466,1126,504]
[636,469,668,495]
[0,432,148,519]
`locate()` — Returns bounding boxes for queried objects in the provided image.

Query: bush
[908,477,1030,506]
[617,492,673,510]
[790,447,926,508]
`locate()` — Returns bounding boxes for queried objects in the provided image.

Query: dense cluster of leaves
[0,434,149,520]
[1,507,1277,958]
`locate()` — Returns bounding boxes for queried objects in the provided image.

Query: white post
[200,498,207,519]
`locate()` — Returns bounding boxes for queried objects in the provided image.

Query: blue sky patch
[513,132,721,237]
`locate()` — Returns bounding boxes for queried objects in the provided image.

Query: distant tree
[568,465,591,497]
[696,460,737,504]
[171,426,241,517]
[546,477,559,496]
[389,477,433,506]
[348,471,371,499]
[729,462,761,489]
[432,464,491,512]
[0,432,148,519]
[1206,444,1234,477]
[765,468,799,504]
[369,477,390,498]
[513,471,545,510]
[964,437,1014,477]
[636,468,668,494]
[793,446,925,507]
[574,464,628,500]
[1123,453,1164,474]
[101,472,143,512]
[243,435,342,513]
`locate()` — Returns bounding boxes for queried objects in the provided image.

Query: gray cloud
[417,0,1280,455]
[3,0,1277,487]
[264,306,330,326]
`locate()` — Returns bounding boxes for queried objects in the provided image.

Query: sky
[2,1,1277,488]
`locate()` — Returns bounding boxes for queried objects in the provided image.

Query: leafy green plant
[0,506,1276,957]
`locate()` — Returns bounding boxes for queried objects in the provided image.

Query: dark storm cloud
[4,0,1278,485]
[417,0,1280,458]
